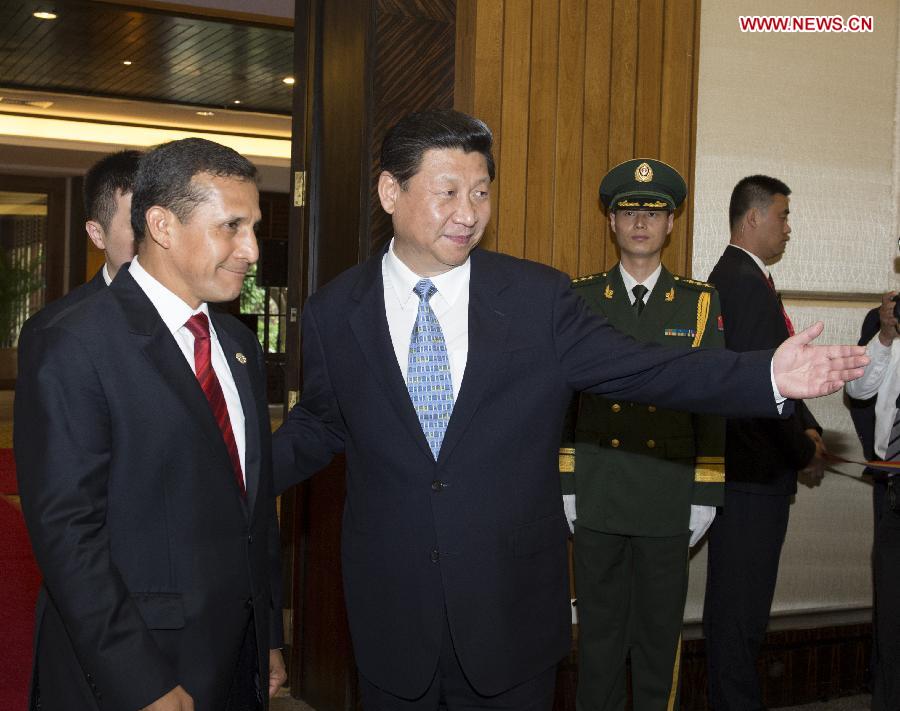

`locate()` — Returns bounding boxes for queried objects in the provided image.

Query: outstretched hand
[772,321,868,399]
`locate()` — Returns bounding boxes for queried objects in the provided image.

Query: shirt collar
[383,238,470,309]
[102,263,113,286]
[128,256,210,336]
[618,262,662,301]
[729,244,770,278]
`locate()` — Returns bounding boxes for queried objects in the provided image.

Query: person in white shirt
[845,289,900,711]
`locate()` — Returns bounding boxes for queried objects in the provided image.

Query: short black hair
[729,175,791,230]
[131,138,258,242]
[380,108,495,188]
[83,150,142,230]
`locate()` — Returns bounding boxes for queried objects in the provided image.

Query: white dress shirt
[382,240,470,400]
[619,263,662,305]
[845,335,898,458]
[129,257,247,481]
[102,263,113,286]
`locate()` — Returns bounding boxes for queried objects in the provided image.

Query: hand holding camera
[878,291,900,346]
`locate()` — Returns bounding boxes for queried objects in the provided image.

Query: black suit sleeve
[272,299,347,494]
[714,262,816,471]
[14,325,177,709]
[551,272,781,419]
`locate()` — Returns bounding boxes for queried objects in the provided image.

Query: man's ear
[378,171,400,215]
[665,211,675,235]
[85,220,106,250]
[608,211,617,233]
[145,206,174,249]
[745,207,760,230]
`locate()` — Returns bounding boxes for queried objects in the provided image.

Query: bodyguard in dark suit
[272,110,867,710]
[562,160,725,710]
[704,175,826,711]
[15,139,285,710]
[17,149,141,354]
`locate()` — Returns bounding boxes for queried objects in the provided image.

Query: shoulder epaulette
[571,272,607,287]
[672,275,715,292]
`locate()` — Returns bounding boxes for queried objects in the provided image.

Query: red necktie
[185,313,246,498]
[766,274,795,337]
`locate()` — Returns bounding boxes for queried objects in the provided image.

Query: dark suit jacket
[273,247,784,698]
[708,245,819,495]
[846,307,880,463]
[14,265,282,711]
[17,267,106,366]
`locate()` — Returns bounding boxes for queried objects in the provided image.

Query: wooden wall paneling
[634,0,664,158]
[469,0,505,252]
[523,0,559,266]
[551,0,587,277]
[495,0,531,258]
[453,0,477,115]
[659,0,701,276]
[607,0,638,168]
[370,1,458,255]
[578,0,614,276]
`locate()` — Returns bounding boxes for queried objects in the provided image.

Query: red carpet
[0,452,41,709]
[0,448,17,494]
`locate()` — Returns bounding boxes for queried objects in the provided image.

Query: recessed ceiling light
[282,76,295,85]
[33,10,57,20]
[122,60,133,66]
[233,100,242,105]
[196,111,215,117]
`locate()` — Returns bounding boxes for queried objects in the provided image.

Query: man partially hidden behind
[845,287,900,711]
[703,175,827,711]
[15,138,285,710]
[17,149,141,354]
[561,159,724,710]
[272,109,866,711]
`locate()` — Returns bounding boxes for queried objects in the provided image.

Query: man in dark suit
[15,138,285,711]
[704,175,826,711]
[846,293,900,710]
[17,149,141,353]
[272,110,865,710]
[561,159,725,710]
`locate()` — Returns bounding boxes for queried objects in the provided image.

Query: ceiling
[0,0,295,114]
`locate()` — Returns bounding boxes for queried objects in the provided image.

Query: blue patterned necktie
[407,279,454,458]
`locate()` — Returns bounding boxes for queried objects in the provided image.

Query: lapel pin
[235,352,247,365]
[604,284,614,299]
[665,288,675,302]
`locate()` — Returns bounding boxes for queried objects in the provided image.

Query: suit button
[646,439,656,449]
[611,403,621,413]
[430,549,440,563]
[245,597,254,609]
[648,405,656,413]
[247,534,254,544]
[610,438,620,448]
[431,480,443,492]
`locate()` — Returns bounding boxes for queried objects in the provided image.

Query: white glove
[689,505,716,547]
[563,494,577,534]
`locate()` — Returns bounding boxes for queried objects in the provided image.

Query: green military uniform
[562,266,725,711]
[561,159,725,711]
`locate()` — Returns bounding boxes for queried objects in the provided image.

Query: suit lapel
[348,255,435,460]
[111,268,246,508]
[212,312,260,514]
[436,250,510,465]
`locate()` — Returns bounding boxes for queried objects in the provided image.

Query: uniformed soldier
[561,158,725,711]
